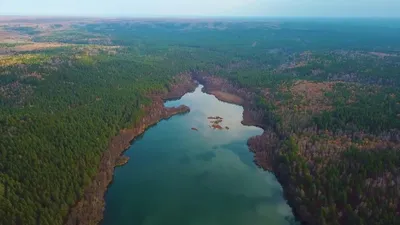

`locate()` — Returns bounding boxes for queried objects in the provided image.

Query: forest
[1,18,400,225]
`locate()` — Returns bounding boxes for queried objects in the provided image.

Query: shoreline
[65,74,197,225]
[65,71,303,225]
[193,72,306,225]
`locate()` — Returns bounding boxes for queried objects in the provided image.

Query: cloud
[0,0,399,17]
[0,0,259,16]
[230,0,400,17]
[116,0,259,16]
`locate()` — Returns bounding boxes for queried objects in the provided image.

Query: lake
[102,85,296,225]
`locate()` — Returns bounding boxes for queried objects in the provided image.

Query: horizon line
[1,14,400,20]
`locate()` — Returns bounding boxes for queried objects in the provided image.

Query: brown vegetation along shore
[194,71,400,225]
[115,156,130,167]
[65,75,196,225]
[209,90,244,105]
[162,73,198,100]
[193,72,264,128]
[192,72,303,222]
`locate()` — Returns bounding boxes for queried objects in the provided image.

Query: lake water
[102,85,297,225]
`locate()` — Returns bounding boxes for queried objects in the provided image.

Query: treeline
[279,138,400,225]
[313,84,400,134]
[0,48,195,225]
[1,19,400,225]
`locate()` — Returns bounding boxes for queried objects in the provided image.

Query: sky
[0,0,399,17]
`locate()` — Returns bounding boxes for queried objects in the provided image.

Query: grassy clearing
[0,54,49,67]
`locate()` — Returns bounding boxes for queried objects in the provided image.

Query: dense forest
[1,18,400,225]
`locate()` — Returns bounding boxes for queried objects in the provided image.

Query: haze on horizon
[0,0,399,18]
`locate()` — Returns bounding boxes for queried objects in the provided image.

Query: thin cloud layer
[0,0,399,17]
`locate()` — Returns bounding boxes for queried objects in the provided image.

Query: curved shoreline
[65,75,197,225]
[193,72,304,224]
[65,72,302,225]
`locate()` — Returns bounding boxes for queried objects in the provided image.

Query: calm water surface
[102,85,296,225]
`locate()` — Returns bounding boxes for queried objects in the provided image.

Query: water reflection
[102,85,297,225]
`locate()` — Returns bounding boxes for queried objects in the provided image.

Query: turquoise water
[102,85,296,225]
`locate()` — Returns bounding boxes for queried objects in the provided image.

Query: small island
[207,116,228,130]
[212,124,223,130]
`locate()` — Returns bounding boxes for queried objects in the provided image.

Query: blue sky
[0,0,399,17]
